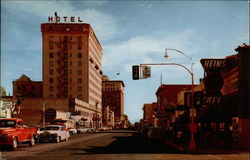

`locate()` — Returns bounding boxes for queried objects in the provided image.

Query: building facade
[13,74,43,98]
[102,79,125,128]
[155,84,195,129]
[142,103,157,127]
[41,22,103,127]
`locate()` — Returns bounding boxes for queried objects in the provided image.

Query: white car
[68,128,77,135]
[77,127,88,134]
[37,125,70,143]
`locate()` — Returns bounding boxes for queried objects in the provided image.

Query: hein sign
[48,12,83,23]
[200,59,227,69]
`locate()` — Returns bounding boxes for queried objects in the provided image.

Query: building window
[77,95,82,99]
[77,86,82,92]
[49,78,54,83]
[78,53,82,58]
[77,78,82,83]
[49,36,53,49]
[78,61,82,67]
[49,53,54,58]
[77,69,82,75]
[78,36,82,49]
[49,86,54,92]
[49,61,54,67]
[49,69,54,75]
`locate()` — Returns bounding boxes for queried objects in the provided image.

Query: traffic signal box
[132,65,140,80]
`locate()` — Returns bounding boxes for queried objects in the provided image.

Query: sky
[1,0,249,123]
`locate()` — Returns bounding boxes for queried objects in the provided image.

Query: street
[1,130,249,160]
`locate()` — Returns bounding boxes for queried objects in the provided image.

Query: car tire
[29,135,35,147]
[65,137,68,141]
[11,137,18,150]
[56,137,60,143]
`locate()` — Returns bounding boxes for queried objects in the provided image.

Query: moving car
[37,125,70,143]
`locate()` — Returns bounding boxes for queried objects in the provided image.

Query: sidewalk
[164,140,250,154]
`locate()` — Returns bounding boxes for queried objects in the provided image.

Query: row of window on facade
[49,36,82,50]
[49,86,83,92]
[103,88,119,91]
[49,69,83,75]
[48,77,83,84]
[49,52,83,59]
[48,94,83,99]
[49,61,83,67]
[103,84,116,87]
[17,85,41,90]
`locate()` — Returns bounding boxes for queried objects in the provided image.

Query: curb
[164,140,187,152]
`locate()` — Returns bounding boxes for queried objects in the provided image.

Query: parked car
[147,127,163,139]
[99,126,109,131]
[77,127,88,134]
[37,125,70,143]
[68,127,77,135]
[0,118,38,150]
[85,127,96,133]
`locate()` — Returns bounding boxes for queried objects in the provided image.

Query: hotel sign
[48,13,83,23]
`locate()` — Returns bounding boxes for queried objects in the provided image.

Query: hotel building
[41,22,103,127]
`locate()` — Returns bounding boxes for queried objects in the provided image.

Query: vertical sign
[142,66,151,79]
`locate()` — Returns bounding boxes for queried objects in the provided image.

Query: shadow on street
[70,131,181,155]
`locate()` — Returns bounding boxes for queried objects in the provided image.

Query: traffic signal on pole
[132,65,140,80]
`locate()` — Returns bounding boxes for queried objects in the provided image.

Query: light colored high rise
[41,23,102,111]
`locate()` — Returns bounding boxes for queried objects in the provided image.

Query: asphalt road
[1,130,249,160]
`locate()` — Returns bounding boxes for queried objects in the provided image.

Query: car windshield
[44,126,60,131]
[0,120,16,127]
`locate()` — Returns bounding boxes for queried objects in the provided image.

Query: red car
[0,118,38,150]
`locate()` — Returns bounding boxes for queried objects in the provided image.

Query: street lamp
[164,48,196,150]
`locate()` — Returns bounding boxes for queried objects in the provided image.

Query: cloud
[2,71,14,75]
[2,1,118,41]
[103,29,198,71]
[22,68,33,71]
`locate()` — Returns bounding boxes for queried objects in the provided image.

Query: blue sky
[1,0,249,123]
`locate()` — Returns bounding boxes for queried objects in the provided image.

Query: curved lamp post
[164,48,196,150]
[139,48,196,150]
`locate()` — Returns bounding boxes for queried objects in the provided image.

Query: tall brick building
[41,22,103,120]
[102,77,125,127]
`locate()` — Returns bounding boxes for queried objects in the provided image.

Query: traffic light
[132,65,140,80]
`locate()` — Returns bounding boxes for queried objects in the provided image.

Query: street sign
[45,108,57,122]
[141,66,151,79]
